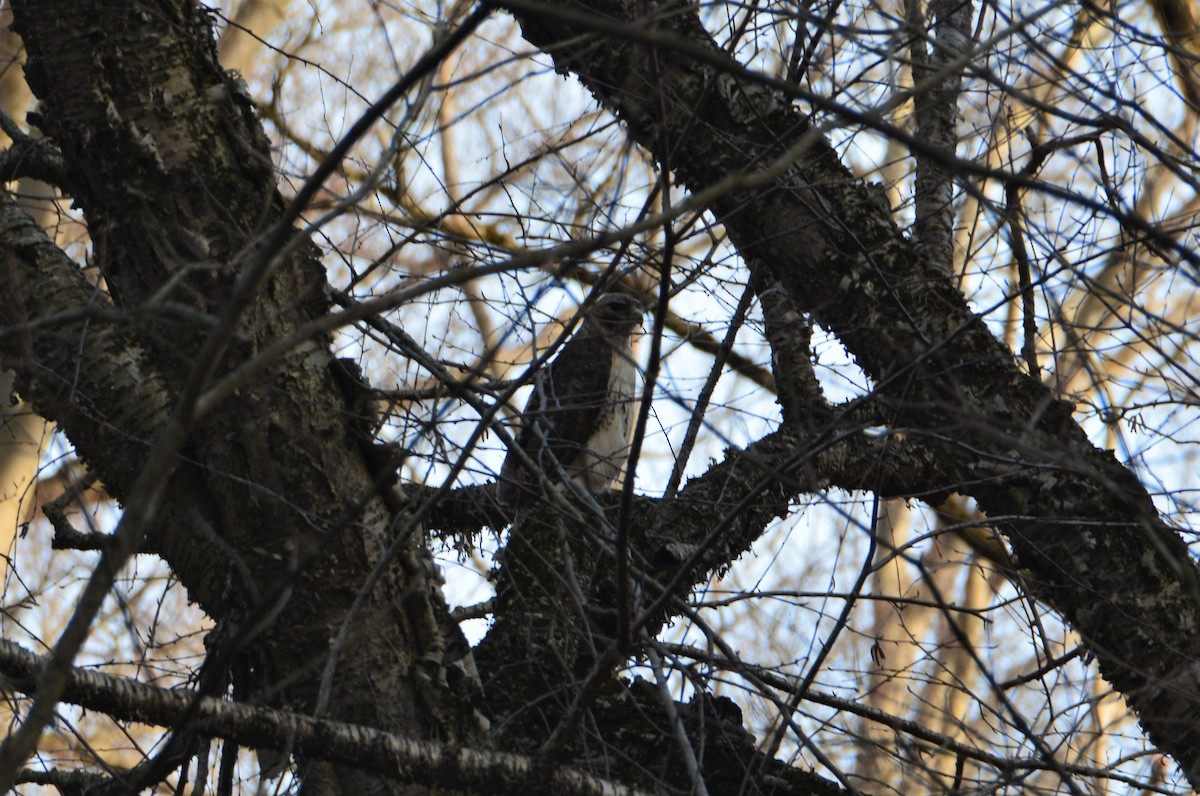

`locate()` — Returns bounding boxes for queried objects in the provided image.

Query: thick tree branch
[0,136,70,189]
[0,194,172,490]
[8,2,477,792]
[0,639,652,796]
[424,416,1056,646]
[497,0,1200,783]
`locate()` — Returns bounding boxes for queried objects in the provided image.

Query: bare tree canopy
[1,0,1199,793]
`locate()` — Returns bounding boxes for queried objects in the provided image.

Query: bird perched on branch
[497,293,645,509]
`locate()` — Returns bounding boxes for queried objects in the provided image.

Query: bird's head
[585,292,645,339]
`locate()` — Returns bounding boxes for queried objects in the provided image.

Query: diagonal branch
[495,0,1200,783]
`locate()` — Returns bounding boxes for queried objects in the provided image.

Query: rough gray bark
[0,638,657,796]
[497,0,1200,785]
[0,1,847,794]
[1,1,463,792]
[1,0,1199,792]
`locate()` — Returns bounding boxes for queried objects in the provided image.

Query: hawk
[497,293,645,509]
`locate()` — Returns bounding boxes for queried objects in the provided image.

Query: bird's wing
[497,333,613,507]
